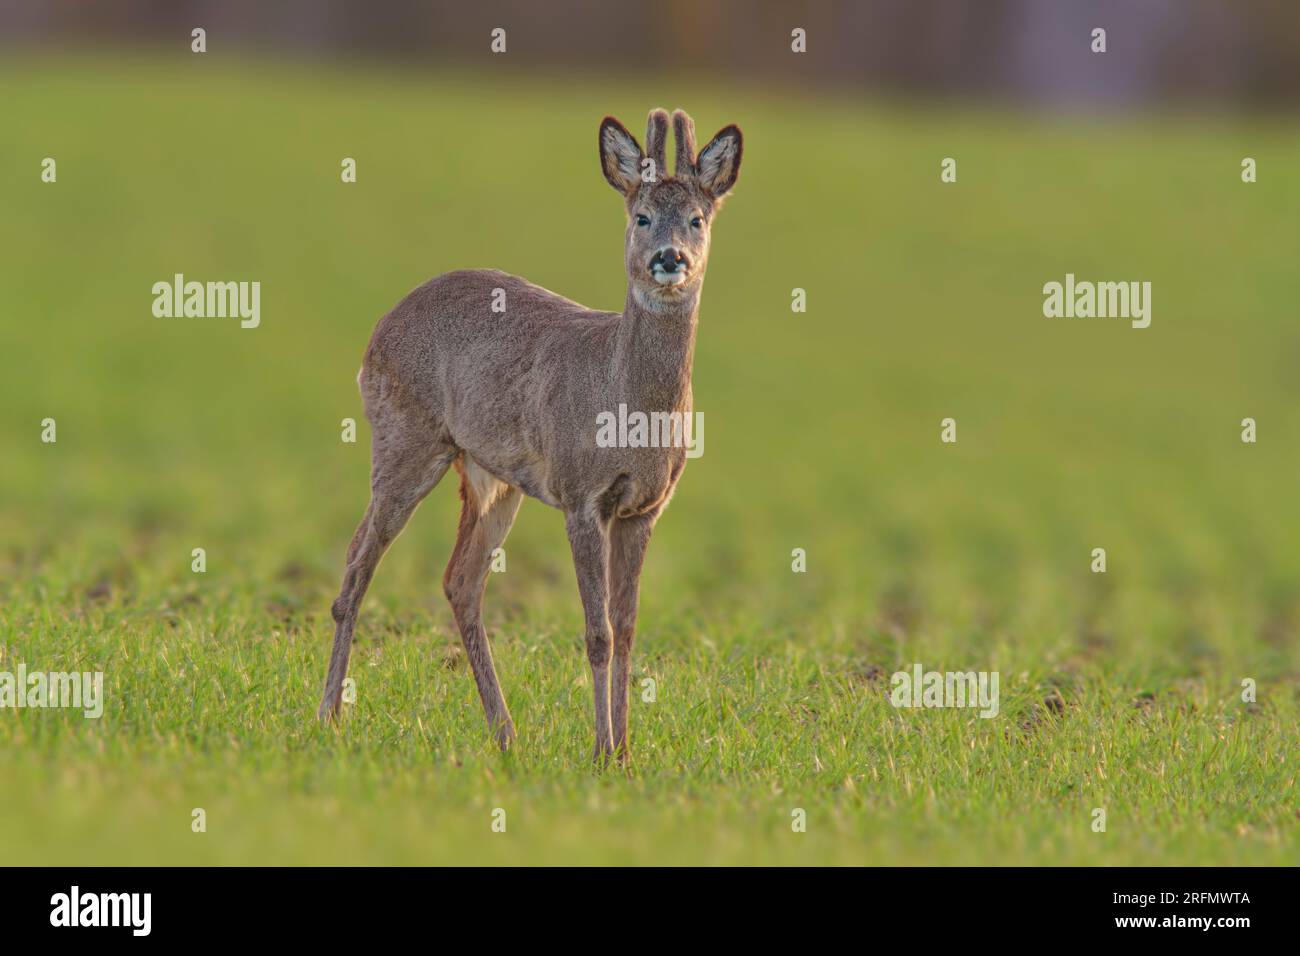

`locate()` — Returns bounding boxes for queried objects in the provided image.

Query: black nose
[651,248,689,272]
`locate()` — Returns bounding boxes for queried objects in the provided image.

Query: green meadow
[1,53,1297,865]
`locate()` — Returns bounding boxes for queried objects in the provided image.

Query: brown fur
[318,109,743,764]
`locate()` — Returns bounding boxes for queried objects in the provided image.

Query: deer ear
[695,124,743,199]
[599,117,644,196]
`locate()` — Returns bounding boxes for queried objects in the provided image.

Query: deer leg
[443,468,523,751]
[319,445,454,722]
[608,510,658,764]
[343,501,373,566]
[565,507,614,764]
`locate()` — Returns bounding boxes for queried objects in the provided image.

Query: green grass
[1,51,1297,865]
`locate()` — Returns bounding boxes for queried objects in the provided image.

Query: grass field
[2,52,1298,865]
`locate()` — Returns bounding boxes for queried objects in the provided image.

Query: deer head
[599,108,743,307]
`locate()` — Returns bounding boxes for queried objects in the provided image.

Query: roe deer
[317,108,743,763]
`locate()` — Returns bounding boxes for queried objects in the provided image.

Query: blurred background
[4,0,1299,107]
[1,1,1298,864]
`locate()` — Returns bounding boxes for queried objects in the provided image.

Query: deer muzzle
[649,248,690,286]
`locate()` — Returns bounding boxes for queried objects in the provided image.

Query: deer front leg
[608,510,658,763]
[565,507,614,764]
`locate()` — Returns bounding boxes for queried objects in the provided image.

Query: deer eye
[635,214,651,227]
[690,216,703,229]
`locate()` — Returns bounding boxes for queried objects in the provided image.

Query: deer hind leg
[443,458,523,751]
[608,510,659,764]
[319,435,455,723]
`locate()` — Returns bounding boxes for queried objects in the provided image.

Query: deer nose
[650,247,689,273]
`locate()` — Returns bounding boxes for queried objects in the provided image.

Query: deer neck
[612,284,699,413]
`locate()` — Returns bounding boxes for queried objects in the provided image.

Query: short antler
[672,109,696,178]
[645,109,669,181]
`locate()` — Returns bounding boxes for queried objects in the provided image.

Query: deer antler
[672,109,696,178]
[645,109,669,181]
